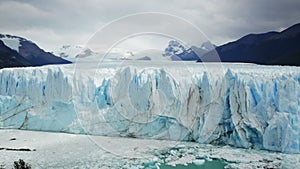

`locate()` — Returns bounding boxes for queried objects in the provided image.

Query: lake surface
[158,159,227,169]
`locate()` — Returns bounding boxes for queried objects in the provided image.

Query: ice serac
[0,64,299,153]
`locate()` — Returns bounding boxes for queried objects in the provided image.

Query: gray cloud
[0,0,299,51]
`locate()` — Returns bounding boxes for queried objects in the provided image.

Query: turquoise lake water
[144,159,227,169]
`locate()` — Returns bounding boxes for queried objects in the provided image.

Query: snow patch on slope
[0,35,21,52]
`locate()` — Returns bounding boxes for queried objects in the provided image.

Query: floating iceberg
[0,61,299,153]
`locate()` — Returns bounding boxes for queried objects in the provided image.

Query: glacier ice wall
[0,64,299,153]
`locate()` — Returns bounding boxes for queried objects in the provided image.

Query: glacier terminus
[0,61,299,154]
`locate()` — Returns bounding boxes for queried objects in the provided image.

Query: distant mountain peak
[54,45,95,61]
[163,40,187,56]
[163,40,215,61]
[137,56,151,60]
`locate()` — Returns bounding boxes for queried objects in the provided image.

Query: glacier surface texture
[0,62,299,153]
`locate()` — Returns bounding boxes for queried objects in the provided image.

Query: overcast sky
[0,0,299,52]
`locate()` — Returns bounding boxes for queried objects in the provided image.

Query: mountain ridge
[0,34,71,69]
[199,23,300,66]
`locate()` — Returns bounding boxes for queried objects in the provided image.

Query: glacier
[0,61,299,153]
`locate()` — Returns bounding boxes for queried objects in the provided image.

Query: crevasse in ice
[0,63,299,153]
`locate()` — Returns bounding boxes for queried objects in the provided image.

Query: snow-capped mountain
[131,49,171,61]
[54,45,96,61]
[52,41,214,62]
[0,34,71,69]
[114,41,215,61]
[105,49,171,61]
[163,40,215,61]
